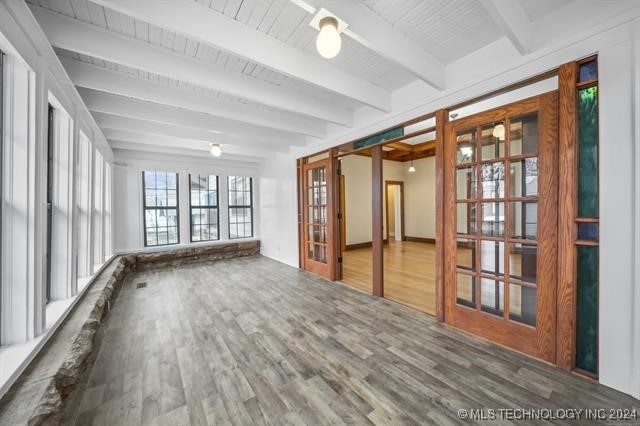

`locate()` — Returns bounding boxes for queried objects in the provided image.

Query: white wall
[341,155,372,245]
[258,155,299,267]
[113,149,260,252]
[258,15,640,399]
[598,33,639,400]
[340,155,434,246]
[404,157,436,239]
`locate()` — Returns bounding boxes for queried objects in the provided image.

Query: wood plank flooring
[64,255,639,425]
[342,241,436,314]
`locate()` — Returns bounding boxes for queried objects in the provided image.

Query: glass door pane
[446,92,557,363]
[302,157,334,280]
[306,165,328,264]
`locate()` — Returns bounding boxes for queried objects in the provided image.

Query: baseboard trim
[405,236,436,244]
[345,239,389,251]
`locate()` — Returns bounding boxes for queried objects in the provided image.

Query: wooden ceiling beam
[412,140,437,152]
[384,141,414,152]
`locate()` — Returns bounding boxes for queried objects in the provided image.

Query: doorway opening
[380,131,437,315]
[338,153,372,293]
[385,181,403,242]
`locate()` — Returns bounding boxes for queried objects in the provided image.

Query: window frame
[189,174,220,243]
[142,171,180,247]
[0,50,3,337]
[227,176,254,239]
[45,103,54,304]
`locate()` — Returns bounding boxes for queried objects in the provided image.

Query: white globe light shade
[209,144,222,157]
[492,123,506,140]
[316,17,341,59]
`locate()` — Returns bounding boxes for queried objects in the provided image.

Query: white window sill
[0,299,74,396]
[0,259,112,397]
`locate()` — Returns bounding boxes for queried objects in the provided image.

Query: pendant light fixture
[316,16,342,58]
[209,143,222,157]
[408,153,416,173]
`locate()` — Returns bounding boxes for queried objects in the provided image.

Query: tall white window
[143,171,179,246]
[228,176,253,239]
[47,95,74,301]
[189,174,219,242]
[0,53,38,344]
[76,132,91,279]
[92,150,103,271]
[104,162,112,258]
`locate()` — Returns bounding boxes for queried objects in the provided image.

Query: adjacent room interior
[1,1,639,424]
[339,129,438,313]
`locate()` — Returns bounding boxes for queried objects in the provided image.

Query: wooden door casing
[443,92,559,363]
[302,158,336,280]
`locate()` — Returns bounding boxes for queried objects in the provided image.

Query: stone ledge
[0,240,260,426]
[27,258,127,426]
[122,240,260,271]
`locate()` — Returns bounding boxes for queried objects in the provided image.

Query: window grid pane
[228,176,253,239]
[189,174,219,242]
[143,171,179,247]
[454,115,540,321]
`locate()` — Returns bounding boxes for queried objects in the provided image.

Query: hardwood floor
[63,255,638,425]
[342,241,436,315]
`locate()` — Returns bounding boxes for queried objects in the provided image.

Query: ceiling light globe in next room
[209,143,222,157]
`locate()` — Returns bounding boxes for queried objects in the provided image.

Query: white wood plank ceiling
[25,0,586,160]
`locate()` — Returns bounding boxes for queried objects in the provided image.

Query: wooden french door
[444,92,558,362]
[302,158,336,280]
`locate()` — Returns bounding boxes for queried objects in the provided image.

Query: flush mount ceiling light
[310,9,348,59]
[316,17,341,58]
[209,143,222,157]
[492,123,506,141]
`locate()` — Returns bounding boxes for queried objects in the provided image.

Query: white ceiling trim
[93,112,290,153]
[107,135,273,160]
[298,0,445,90]
[77,87,306,145]
[61,57,326,138]
[30,5,354,126]
[479,0,531,55]
[88,0,391,112]
[110,141,267,162]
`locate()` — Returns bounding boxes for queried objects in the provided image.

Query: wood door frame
[300,155,337,280]
[384,181,405,242]
[556,61,578,371]
[443,91,559,363]
[339,174,346,254]
[372,146,384,297]
[331,149,341,281]
[435,109,447,322]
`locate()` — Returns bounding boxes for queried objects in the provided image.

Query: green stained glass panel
[575,245,598,374]
[353,127,403,149]
[577,86,598,217]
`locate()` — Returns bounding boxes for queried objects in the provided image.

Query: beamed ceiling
[25,0,631,162]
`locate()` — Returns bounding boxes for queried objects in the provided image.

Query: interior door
[444,92,558,362]
[302,158,335,280]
